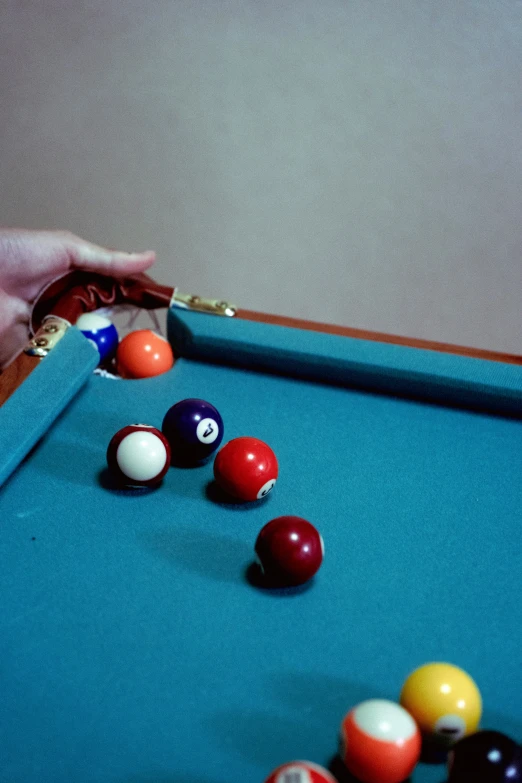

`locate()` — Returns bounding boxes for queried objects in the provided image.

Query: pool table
[1,304,521,783]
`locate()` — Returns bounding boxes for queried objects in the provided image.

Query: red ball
[213,437,278,501]
[340,700,421,783]
[255,516,324,586]
[106,424,171,487]
[116,330,174,379]
[264,761,337,783]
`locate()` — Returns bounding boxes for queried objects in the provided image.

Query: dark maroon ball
[106,424,171,487]
[254,516,324,586]
[448,731,522,782]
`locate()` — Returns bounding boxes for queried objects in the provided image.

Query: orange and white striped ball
[263,760,337,783]
[340,699,421,783]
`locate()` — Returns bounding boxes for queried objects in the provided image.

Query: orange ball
[116,330,174,379]
[340,700,421,783]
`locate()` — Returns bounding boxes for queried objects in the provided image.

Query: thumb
[66,235,156,275]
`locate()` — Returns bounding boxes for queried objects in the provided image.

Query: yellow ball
[400,663,482,747]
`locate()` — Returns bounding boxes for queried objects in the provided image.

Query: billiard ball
[254,516,324,586]
[400,662,482,747]
[76,312,119,364]
[263,761,337,783]
[116,329,174,379]
[213,437,278,501]
[106,424,171,486]
[162,398,224,463]
[340,699,421,783]
[448,731,522,782]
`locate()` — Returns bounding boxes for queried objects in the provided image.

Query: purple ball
[162,398,224,463]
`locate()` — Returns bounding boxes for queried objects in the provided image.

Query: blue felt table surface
[0,316,521,783]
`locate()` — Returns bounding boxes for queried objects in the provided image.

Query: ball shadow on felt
[204,708,322,768]
[168,449,214,469]
[205,480,272,510]
[245,561,315,596]
[98,467,160,495]
[329,753,417,783]
[125,774,225,783]
[420,740,449,765]
[139,525,252,585]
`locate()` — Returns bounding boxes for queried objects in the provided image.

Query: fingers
[65,234,156,275]
[0,288,31,369]
[0,229,157,310]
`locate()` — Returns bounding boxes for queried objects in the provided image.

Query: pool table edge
[237,309,522,366]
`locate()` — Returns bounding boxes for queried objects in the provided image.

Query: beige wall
[1,0,521,352]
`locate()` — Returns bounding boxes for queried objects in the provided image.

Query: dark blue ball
[76,313,119,364]
[162,398,224,463]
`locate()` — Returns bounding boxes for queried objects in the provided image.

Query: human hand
[0,229,155,369]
